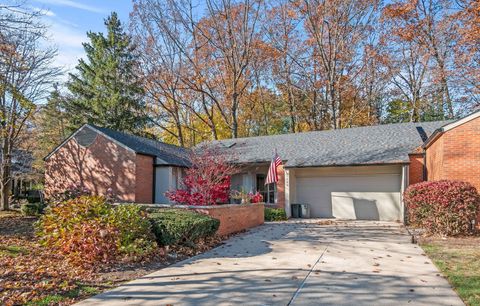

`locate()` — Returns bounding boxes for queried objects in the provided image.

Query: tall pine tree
[66,12,147,133]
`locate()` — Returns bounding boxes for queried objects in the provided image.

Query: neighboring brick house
[423,111,480,191]
[44,124,189,203]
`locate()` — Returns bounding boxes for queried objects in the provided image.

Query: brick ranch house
[44,125,190,203]
[45,110,480,222]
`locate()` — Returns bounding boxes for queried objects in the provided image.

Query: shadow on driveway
[77,220,464,306]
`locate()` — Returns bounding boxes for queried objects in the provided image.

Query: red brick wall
[135,154,154,203]
[425,135,445,181]
[193,203,264,236]
[45,132,137,202]
[408,153,425,185]
[425,117,480,191]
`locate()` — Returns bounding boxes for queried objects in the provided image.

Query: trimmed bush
[404,180,480,236]
[107,204,157,257]
[264,208,287,221]
[36,196,157,267]
[21,202,43,216]
[148,209,219,246]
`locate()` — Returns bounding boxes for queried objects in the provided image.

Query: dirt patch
[0,212,36,237]
[418,236,480,247]
[0,211,224,305]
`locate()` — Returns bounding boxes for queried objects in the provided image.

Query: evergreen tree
[384,99,408,123]
[65,12,147,134]
[32,85,69,170]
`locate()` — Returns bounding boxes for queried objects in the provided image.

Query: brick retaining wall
[193,203,264,236]
[142,203,265,236]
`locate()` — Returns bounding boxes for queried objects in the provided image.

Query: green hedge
[148,209,220,246]
[21,202,44,216]
[264,207,287,221]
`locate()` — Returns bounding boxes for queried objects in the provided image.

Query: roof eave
[284,161,409,169]
[44,124,90,161]
[423,110,480,149]
[422,128,444,149]
[154,163,190,168]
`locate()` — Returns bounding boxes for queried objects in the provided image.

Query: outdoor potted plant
[230,190,263,204]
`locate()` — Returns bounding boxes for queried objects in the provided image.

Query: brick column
[408,153,425,185]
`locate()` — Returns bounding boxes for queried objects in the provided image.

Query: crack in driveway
[287,243,330,306]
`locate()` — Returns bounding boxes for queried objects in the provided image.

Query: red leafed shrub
[404,180,480,236]
[37,196,157,268]
[61,220,119,267]
[166,147,238,205]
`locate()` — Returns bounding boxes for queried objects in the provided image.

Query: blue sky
[30,0,133,74]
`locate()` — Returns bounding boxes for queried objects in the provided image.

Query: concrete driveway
[78,220,463,306]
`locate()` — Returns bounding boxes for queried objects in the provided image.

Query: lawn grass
[420,238,480,306]
[0,245,29,257]
[25,285,101,306]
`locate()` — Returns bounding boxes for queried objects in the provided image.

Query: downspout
[423,150,427,181]
[401,165,409,224]
[152,159,156,204]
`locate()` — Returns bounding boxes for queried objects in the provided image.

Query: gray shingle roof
[203,121,451,168]
[90,125,190,167]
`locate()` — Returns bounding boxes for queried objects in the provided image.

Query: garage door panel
[295,171,402,221]
[297,175,401,192]
[332,192,401,221]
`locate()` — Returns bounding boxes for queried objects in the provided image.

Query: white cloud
[29,6,56,16]
[33,0,105,13]
[40,16,88,79]
[50,22,86,48]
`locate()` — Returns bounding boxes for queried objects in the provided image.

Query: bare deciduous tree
[0,3,60,210]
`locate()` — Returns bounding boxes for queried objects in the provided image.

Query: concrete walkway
[78,220,463,306]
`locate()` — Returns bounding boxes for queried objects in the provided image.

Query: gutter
[152,158,156,203]
[283,161,410,169]
[154,163,190,168]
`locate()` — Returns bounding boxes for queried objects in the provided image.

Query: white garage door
[294,166,402,221]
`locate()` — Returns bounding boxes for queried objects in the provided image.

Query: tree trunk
[286,78,296,133]
[0,144,11,211]
[231,92,239,138]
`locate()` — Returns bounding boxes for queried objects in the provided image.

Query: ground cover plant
[36,196,157,268]
[404,180,480,236]
[264,207,287,221]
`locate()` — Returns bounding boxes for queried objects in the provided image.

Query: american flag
[265,153,282,185]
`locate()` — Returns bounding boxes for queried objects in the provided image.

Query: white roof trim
[441,110,480,132]
[87,125,136,154]
[423,110,480,149]
[44,124,87,161]
[44,124,136,161]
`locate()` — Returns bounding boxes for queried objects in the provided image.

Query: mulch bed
[0,211,224,306]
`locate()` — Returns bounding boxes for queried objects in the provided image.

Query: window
[256,174,276,204]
